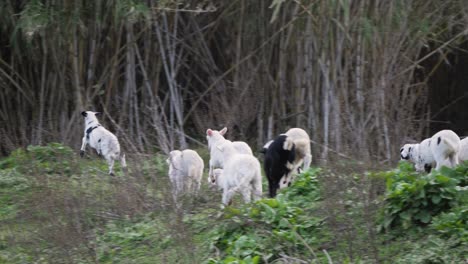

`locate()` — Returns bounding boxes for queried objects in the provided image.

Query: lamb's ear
[81,111,87,117]
[94,112,102,116]
[220,127,227,136]
[206,129,213,136]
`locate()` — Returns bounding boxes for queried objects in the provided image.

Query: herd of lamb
[79,111,468,206]
[400,129,468,173]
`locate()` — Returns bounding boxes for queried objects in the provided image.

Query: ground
[0,143,466,263]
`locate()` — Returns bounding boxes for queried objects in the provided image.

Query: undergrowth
[0,144,466,263]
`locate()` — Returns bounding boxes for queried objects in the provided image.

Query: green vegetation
[0,144,467,263]
[379,161,467,230]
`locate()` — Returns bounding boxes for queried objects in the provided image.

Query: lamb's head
[167,150,182,165]
[81,111,101,124]
[400,144,415,161]
[206,127,227,149]
[167,150,182,178]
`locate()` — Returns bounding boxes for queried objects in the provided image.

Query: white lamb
[80,111,126,175]
[458,137,468,163]
[166,149,204,198]
[232,141,253,155]
[210,143,262,206]
[284,128,312,171]
[400,138,435,173]
[430,130,460,170]
[206,127,253,179]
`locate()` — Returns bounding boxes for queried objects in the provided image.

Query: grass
[0,143,466,263]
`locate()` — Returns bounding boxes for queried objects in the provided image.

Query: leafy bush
[204,168,329,263]
[96,213,202,264]
[0,168,29,221]
[394,235,467,264]
[431,204,467,241]
[379,161,467,230]
[0,143,78,175]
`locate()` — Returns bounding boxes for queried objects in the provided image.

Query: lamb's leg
[433,152,445,170]
[194,171,202,195]
[424,164,432,173]
[303,154,312,171]
[268,180,279,198]
[186,176,193,194]
[176,178,183,195]
[450,153,459,168]
[188,167,201,195]
[171,183,179,208]
[120,154,128,174]
[208,159,214,180]
[241,188,251,203]
[436,158,451,170]
[222,189,235,206]
[80,137,87,157]
[107,157,115,176]
[415,163,424,173]
[252,176,263,202]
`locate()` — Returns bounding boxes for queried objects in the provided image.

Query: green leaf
[415,211,432,224]
[251,255,260,264]
[400,211,412,221]
[261,199,279,208]
[431,195,442,204]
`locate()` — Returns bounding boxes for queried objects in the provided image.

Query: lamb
[232,141,253,156]
[80,111,126,176]
[400,138,435,173]
[261,140,293,190]
[261,128,312,189]
[284,128,312,171]
[263,135,297,197]
[459,137,468,163]
[209,143,262,205]
[166,149,204,198]
[430,130,460,170]
[206,127,253,179]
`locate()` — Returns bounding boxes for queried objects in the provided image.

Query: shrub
[431,204,468,241]
[394,235,467,264]
[204,168,329,263]
[0,143,78,175]
[379,162,467,230]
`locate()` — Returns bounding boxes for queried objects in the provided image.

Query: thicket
[0,143,466,263]
[1,0,467,164]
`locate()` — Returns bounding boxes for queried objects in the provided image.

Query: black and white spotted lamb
[80,111,127,175]
[263,135,296,197]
